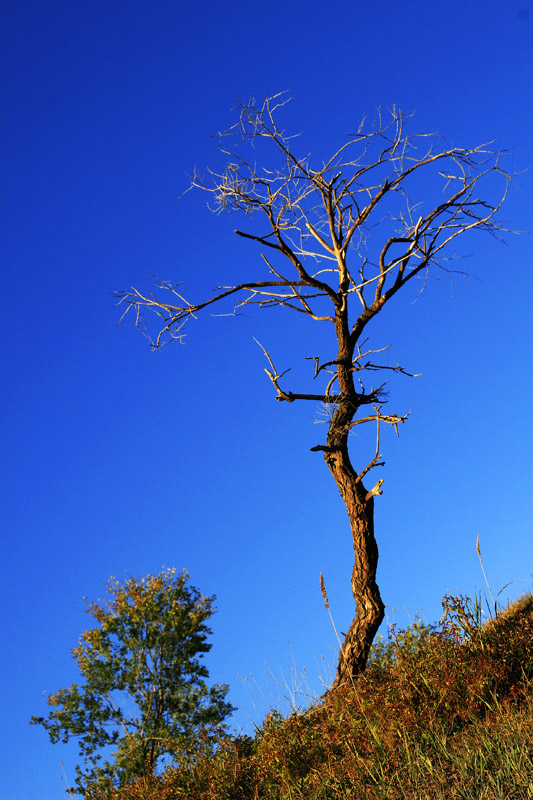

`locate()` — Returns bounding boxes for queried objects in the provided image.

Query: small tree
[31,568,234,794]
[116,94,512,688]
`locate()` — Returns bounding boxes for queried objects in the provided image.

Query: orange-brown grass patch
[89,593,533,800]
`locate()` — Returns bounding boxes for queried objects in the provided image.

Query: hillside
[92,593,533,800]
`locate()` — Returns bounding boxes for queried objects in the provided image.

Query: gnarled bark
[324,444,384,686]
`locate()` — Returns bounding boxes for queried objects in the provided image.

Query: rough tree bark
[116,94,511,688]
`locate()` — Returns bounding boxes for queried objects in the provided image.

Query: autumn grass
[91,593,533,800]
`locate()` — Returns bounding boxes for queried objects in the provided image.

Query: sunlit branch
[349,407,412,435]
[356,412,385,483]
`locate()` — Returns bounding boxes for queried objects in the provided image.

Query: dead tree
[116,94,511,689]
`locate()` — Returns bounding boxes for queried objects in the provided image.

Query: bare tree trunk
[324,421,385,688]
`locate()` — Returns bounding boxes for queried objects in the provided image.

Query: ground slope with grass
[91,594,533,800]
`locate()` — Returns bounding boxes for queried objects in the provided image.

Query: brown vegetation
[90,592,533,799]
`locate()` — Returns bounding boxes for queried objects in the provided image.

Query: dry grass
[89,593,533,800]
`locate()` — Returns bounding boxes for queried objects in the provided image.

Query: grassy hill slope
[92,593,533,800]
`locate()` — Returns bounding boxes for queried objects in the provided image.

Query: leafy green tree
[31,568,234,794]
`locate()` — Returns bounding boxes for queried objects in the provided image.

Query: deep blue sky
[1,1,532,797]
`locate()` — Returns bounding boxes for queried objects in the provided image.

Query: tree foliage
[31,568,234,794]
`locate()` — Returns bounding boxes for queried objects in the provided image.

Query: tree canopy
[31,568,234,794]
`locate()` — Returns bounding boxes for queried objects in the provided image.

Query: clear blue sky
[1,1,532,797]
